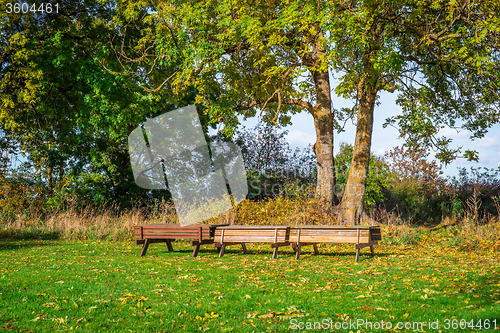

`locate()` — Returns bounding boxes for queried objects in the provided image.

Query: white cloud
[374,148,387,157]
[476,136,499,149]
[437,127,471,139]
[285,130,316,150]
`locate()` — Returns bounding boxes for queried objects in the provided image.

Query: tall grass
[0,196,330,239]
[1,196,499,251]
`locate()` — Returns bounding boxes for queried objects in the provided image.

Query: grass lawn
[0,233,499,332]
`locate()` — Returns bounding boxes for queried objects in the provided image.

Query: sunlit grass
[1,197,499,331]
[0,234,499,332]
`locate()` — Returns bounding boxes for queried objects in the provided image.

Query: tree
[383,146,448,222]
[328,0,500,224]
[0,0,180,208]
[113,0,500,224]
[111,0,339,207]
[384,146,444,185]
[235,122,293,173]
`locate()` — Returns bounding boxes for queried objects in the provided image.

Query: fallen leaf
[258,312,276,319]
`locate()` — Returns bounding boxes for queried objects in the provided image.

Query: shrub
[233,123,317,200]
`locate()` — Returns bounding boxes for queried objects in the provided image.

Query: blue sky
[240,90,500,178]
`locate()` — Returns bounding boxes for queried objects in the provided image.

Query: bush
[233,123,317,200]
[379,146,450,224]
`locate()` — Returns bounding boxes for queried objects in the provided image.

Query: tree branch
[235,97,313,114]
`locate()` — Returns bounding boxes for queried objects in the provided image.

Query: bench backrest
[289,227,378,244]
[134,224,226,241]
[215,226,290,243]
[215,225,381,244]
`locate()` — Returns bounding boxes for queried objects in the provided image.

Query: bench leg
[295,244,301,260]
[192,244,200,258]
[355,248,361,262]
[140,239,151,257]
[272,247,278,259]
[166,240,174,252]
[370,245,375,257]
[219,244,226,258]
[241,243,248,254]
[313,244,319,255]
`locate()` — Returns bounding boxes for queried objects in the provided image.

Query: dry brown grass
[6,208,143,240]
[369,204,500,251]
[1,196,499,251]
[0,196,336,239]
[3,201,176,240]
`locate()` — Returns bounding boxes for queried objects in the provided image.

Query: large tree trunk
[311,69,337,206]
[340,78,378,225]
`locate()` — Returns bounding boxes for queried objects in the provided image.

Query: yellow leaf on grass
[247,311,259,318]
[205,311,219,319]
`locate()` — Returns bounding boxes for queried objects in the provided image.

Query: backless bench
[134,223,228,257]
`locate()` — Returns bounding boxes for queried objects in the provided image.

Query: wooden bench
[133,224,227,257]
[214,225,382,261]
[214,225,292,259]
[289,225,381,261]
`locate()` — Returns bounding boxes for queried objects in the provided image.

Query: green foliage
[384,180,448,224]
[0,0,195,213]
[109,0,337,135]
[233,123,316,200]
[326,0,500,163]
[110,0,500,216]
[450,167,500,222]
[380,147,500,224]
[0,162,47,222]
[2,0,500,222]
[381,146,449,223]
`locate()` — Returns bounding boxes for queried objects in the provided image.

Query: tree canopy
[2,0,500,225]
[0,0,183,208]
[326,0,500,223]
[111,0,500,224]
